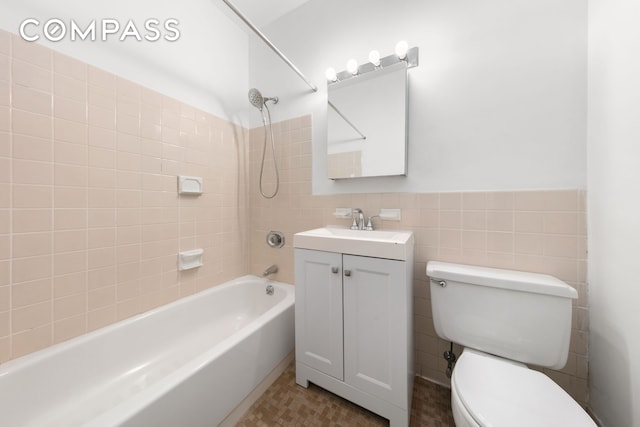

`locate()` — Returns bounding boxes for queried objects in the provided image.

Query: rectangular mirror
[327,62,408,179]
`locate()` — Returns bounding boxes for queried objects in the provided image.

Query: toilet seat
[451,349,596,427]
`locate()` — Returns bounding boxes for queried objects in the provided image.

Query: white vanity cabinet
[294,230,414,427]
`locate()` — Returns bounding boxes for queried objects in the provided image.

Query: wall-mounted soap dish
[178,176,203,195]
[178,249,204,271]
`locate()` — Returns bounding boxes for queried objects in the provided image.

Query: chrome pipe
[328,100,367,140]
[222,0,318,93]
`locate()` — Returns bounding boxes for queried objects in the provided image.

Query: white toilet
[426,261,596,427]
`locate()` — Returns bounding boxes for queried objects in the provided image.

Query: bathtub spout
[262,264,278,277]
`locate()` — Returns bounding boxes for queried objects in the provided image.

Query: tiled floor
[236,363,455,426]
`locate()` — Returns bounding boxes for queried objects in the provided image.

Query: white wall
[0,0,250,124]
[251,0,587,194]
[587,1,640,426]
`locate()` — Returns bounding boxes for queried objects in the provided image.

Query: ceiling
[225,0,312,27]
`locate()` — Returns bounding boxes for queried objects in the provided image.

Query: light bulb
[368,50,381,67]
[346,59,358,75]
[325,67,337,82]
[395,40,408,59]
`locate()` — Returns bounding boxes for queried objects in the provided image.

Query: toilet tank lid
[426,261,578,299]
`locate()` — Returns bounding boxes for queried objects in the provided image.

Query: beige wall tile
[0,131,10,157]
[487,211,514,232]
[88,209,115,228]
[12,300,51,333]
[13,185,52,208]
[88,247,115,270]
[0,80,8,106]
[13,255,52,283]
[0,210,8,234]
[462,192,486,210]
[11,324,51,358]
[439,211,461,229]
[0,31,8,55]
[88,189,116,209]
[54,187,87,208]
[515,233,544,255]
[12,35,51,69]
[12,84,52,115]
[13,109,51,139]
[487,232,513,253]
[54,272,86,298]
[87,305,116,332]
[13,232,52,258]
[0,157,8,183]
[54,141,88,166]
[0,55,8,82]
[0,260,9,286]
[0,106,8,133]
[54,74,86,103]
[54,230,86,253]
[88,104,115,129]
[54,118,87,145]
[515,212,544,233]
[53,314,86,344]
[0,311,8,337]
[544,212,578,235]
[0,235,8,260]
[88,266,115,290]
[53,251,86,276]
[13,210,52,233]
[54,53,87,81]
[54,293,86,321]
[55,164,88,187]
[12,59,51,92]
[515,191,547,211]
[54,209,87,230]
[13,134,53,162]
[462,211,486,230]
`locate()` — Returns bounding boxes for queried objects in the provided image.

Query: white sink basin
[294,227,414,260]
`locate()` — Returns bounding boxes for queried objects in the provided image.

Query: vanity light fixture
[346,59,358,75]
[368,50,381,67]
[325,67,337,82]
[325,41,419,84]
[395,40,409,60]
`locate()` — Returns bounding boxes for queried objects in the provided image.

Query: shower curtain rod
[222,0,318,93]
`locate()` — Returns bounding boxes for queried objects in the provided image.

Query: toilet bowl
[426,261,595,427]
[451,349,595,427]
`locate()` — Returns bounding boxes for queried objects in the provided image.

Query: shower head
[248,88,264,111]
[248,88,278,111]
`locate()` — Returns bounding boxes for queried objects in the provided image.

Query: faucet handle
[351,216,359,230]
[351,208,363,230]
[365,215,379,231]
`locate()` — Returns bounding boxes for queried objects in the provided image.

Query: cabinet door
[343,255,407,406]
[294,249,344,380]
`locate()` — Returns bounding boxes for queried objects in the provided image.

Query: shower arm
[223,0,318,93]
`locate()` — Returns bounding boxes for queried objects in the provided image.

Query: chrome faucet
[262,264,278,277]
[351,208,365,230]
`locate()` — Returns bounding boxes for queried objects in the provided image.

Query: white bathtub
[0,275,295,427]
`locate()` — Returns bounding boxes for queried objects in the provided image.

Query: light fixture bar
[328,101,367,140]
[222,0,318,92]
[328,46,419,85]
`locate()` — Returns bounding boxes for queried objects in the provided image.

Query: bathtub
[0,275,295,427]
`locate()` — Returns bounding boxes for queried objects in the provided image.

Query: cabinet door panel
[295,249,344,380]
[343,255,406,406]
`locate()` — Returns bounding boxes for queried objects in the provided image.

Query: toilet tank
[426,261,578,369]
